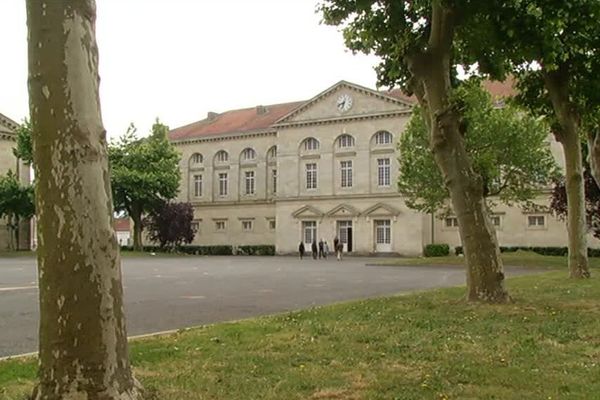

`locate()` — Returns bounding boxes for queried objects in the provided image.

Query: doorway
[374,219,391,252]
[337,220,353,252]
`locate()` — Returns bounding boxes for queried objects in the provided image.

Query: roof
[169,101,305,141]
[114,218,130,232]
[168,79,515,141]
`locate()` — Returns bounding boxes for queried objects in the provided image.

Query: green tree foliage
[12,118,33,165]
[109,119,181,251]
[0,170,34,250]
[399,81,559,213]
[144,202,195,251]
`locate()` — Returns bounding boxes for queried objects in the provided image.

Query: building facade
[0,112,31,250]
[169,81,598,255]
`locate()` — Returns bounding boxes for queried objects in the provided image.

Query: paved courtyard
[0,255,536,357]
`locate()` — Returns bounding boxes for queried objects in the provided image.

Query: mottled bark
[131,204,143,251]
[587,130,600,188]
[409,5,509,302]
[26,0,143,399]
[544,71,591,279]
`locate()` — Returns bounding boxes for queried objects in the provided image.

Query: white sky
[0,0,381,139]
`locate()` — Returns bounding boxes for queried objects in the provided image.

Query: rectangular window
[375,220,391,244]
[306,163,317,189]
[191,221,200,233]
[242,220,253,231]
[491,215,501,227]
[377,158,390,187]
[218,173,228,196]
[215,221,226,231]
[302,221,317,244]
[445,217,459,228]
[340,160,353,188]
[193,174,203,197]
[272,169,277,194]
[528,215,545,227]
[244,171,255,195]
[269,219,276,230]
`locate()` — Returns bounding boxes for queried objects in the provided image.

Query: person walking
[333,236,340,260]
[323,241,329,259]
[298,241,305,260]
[318,239,324,259]
[311,240,318,260]
[336,241,343,261]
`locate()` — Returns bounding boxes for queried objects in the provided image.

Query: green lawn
[2,270,599,399]
[378,250,600,269]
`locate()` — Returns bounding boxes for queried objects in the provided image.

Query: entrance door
[337,220,353,253]
[374,219,391,252]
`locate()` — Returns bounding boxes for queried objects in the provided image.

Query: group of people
[298,236,344,261]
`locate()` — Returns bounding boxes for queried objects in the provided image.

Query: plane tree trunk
[409,4,509,302]
[26,0,143,398]
[544,70,591,278]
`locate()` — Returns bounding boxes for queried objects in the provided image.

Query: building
[0,112,31,250]
[168,81,598,255]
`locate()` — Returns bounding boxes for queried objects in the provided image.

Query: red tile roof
[169,101,305,141]
[483,77,516,99]
[114,218,130,232]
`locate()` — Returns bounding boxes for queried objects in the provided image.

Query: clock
[336,93,353,113]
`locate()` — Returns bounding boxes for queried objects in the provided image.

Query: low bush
[423,244,450,257]
[454,245,600,257]
[236,245,276,256]
[121,245,233,255]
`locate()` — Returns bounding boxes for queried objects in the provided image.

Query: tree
[399,80,559,213]
[109,120,181,251]
[26,0,142,398]
[144,202,195,250]
[0,170,35,250]
[12,118,34,165]
[319,0,512,302]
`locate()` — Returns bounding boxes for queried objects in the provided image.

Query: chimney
[207,111,218,121]
[256,105,267,115]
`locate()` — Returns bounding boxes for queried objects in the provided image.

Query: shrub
[236,245,276,256]
[455,245,600,257]
[424,244,450,257]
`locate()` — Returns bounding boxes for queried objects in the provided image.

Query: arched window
[189,153,203,166]
[267,146,277,160]
[337,134,355,148]
[302,137,320,151]
[241,148,257,161]
[374,131,393,145]
[215,150,229,163]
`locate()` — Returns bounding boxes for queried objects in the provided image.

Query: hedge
[454,245,600,257]
[423,244,450,257]
[120,245,233,255]
[236,245,276,256]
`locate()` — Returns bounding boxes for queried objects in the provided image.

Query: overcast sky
[0,0,381,138]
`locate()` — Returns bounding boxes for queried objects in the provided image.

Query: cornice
[191,199,276,207]
[275,192,403,202]
[274,110,412,130]
[0,132,16,142]
[171,129,276,146]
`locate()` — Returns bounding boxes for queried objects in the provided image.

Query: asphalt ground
[0,255,539,357]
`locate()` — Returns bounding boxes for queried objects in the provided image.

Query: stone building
[168,81,597,255]
[0,112,31,250]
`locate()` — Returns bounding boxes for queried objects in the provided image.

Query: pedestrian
[336,241,343,261]
[311,240,318,260]
[323,241,329,259]
[298,241,305,260]
[333,236,340,260]
[318,238,324,259]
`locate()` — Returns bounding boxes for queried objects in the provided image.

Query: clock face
[336,93,353,113]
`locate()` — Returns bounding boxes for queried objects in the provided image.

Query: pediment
[325,203,360,218]
[361,202,401,217]
[292,205,324,219]
[275,81,413,125]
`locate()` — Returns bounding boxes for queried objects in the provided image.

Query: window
[193,174,203,197]
[191,221,200,233]
[528,215,545,227]
[218,173,228,196]
[306,163,317,189]
[215,221,226,231]
[338,134,355,148]
[272,169,277,194]
[375,131,393,145]
[215,150,229,163]
[491,215,501,227]
[241,148,256,161]
[341,160,353,188]
[377,158,390,187]
[302,221,317,244]
[269,219,276,230]
[445,217,459,228]
[303,137,319,151]
[375,220,391,244]
[190,153,203,166]
[267,146,277,160]
[244,171,255,195]
[242,220,253,231]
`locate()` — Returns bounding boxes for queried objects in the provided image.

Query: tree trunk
[587,130,600,188]
[131,205,143,251]
[544,71,591,278]
[410,5,509,302]
[26,1,143,399]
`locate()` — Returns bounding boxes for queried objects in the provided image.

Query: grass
[1,271,599,399]
[378,250,600,269]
